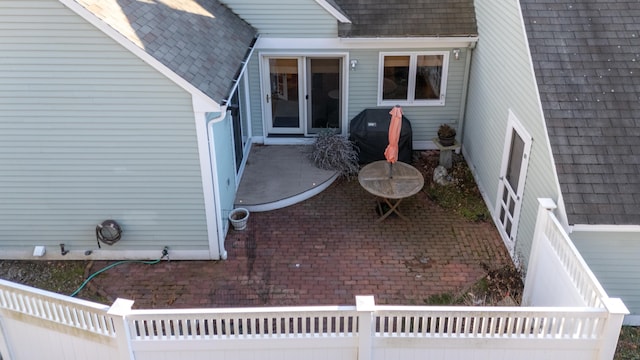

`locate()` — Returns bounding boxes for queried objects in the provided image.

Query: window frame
[377,51,450,107]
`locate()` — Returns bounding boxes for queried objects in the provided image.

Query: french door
[262,56,343,136]
[496,111,532,257]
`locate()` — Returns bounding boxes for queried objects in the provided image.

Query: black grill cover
[349,108,413,164]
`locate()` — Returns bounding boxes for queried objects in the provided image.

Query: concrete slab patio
[88,177,511,309]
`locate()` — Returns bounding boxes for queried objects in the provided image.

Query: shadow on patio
[88,149,513,309]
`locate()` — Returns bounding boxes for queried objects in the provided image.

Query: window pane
[415,55,443,100]
[310,58,341,130]
[383,56,409,100]
[269,58,299,128]
[506,130,525,190]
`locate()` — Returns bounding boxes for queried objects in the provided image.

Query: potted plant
[437,124,457,147]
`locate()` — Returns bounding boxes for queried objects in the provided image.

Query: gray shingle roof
[76,0,257,104]
[332,0,477,37]
[521,0,640,225]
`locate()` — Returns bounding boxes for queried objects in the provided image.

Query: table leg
[376,198,408,222]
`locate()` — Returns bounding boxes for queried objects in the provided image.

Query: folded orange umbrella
[384,106,402,164]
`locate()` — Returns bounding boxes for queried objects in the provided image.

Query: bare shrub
[309,130,359,178]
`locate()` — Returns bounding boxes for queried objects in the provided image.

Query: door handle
[266,93,270,103]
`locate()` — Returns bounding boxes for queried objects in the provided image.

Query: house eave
[340,36,479,48]
[314,0,351,23]
[257,36,478,50]
[570,224,640,233]
[60,0,221,113]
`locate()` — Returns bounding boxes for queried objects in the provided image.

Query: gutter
[457,41,476,145]
[570,224,640,233]
[223,35,260,106]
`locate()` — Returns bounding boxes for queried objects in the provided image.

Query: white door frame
[259,52,348,139]
[495,109,532,258]
[261,56,305,135]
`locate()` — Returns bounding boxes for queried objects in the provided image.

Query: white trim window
[378,51,449,106]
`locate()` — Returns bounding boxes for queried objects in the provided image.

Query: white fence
[0,199,627,360]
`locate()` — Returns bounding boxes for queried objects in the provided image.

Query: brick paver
[89,178,510,309]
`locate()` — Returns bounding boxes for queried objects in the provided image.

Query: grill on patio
[349,108,413,164]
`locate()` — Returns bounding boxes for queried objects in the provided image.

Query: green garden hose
[70,250,168,298]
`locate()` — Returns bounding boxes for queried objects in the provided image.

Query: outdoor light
[453,49,460,60]
[350,59,358,70]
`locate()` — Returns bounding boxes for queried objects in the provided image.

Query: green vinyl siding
[246,47,468,143]
[348,48,468,143]
[0,0,208,252]
[465,0,559,267]
[247,55,265,137]
[572,231,640,316]
[222,0,337,38]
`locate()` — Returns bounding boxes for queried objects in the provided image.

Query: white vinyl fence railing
[0,199,628,360]
[523,198,610,309]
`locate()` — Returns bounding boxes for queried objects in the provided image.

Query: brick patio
[88,178,511,309]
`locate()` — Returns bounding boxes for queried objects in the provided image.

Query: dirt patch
[460,263,524,306]
[0,260,108,303]
[413,150,491,222]
[616,326,640,360]
[411,151,523,306]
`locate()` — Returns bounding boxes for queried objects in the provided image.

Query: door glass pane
[506,219,512,237]
[269,59,299,128]
[415,55,443,100]
[506,130,525,190]
[508,198,515,216]
[382,56,409,100]
[309,58,341,132]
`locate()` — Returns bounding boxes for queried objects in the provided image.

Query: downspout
[457,42,476,145]
[207,108,229,260]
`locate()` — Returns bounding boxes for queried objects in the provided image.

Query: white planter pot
[229,208,250,230]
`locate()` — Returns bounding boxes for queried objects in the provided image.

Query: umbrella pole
[389,162,393,178]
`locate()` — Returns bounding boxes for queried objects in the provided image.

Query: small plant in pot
[437,124,457,147]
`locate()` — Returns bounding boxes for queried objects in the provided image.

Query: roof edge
[60,0,220,112]
[257,36,478,50]
[570,224,640,233]
[314,0,351,23]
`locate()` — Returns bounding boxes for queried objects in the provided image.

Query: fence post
[107,298,135,360]
[356,295,375,360]
[598,297,629,360]
[522,198,556,306]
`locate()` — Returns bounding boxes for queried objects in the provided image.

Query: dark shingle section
[332,0,477,37]
[521,0,640,225]
[76,0,257,103]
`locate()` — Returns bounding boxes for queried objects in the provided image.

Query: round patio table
[358,160,424,222]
